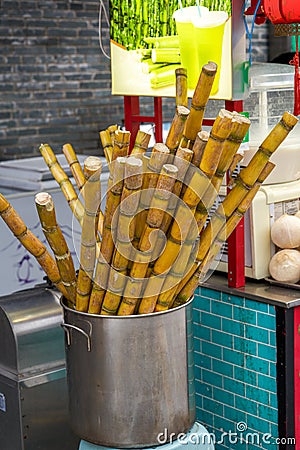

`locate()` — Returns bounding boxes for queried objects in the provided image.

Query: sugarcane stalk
[35,192,77,306]
[174,162,276,306]
[194,113,251,233]
[76,157,102,312]
[227,153,243,187]
[100,129,113,165]
[62,143,86,192]
[88,157,126,313]
[63,142,104,236]
[130,130,151,156]
[174,112,298,304]
[175,67,188,108]
[165,105,190,155]
[160,146,193,234]
[181,62,218,147]
[111,129,131,161]
[191,130,209,167]
[100,156,143,315]
[39,144,84,227]
[118,163,178,316]
[0,192,68,299]
[240,111,298,187]
[134,144,170,241]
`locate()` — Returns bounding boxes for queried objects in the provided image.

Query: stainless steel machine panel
[0,286,65,376]
[0,285,79,450]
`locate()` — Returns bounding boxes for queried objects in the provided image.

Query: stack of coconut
[269,212,300,285]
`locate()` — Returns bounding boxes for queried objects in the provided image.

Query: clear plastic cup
[173,6,209,90]
[173,7,228,93]
[192,11,228,94]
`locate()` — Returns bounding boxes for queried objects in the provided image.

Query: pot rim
[61,295,194,319]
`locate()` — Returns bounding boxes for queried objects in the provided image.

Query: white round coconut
[270,213,300,249]
[269,249,300,283]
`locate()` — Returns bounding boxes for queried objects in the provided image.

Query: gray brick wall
[0,1,269,161]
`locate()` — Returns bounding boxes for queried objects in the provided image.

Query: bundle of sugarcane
[0,63,298,316]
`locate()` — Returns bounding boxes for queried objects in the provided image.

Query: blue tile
[224,405,246,424]
[234,366,257,386]
[195,393,203,409]
[245,298,268,312]
[195,380,212,397]
[212,329,234,349]
[213,386,234,406]
[270,422,279,439]
[246,414,270,435]
[224,377,245,397]
[257,404,278,422]
[234,306,257,325]
[223,348,245,367]
[211,300,233,319]
[194,295,211,312]
[214,415,235,434]
[269,331,276,347]
[245,324,269,343]
[269,362,276,378]
[268,304,276,316]
[202,341,222,359]
[193,336,201,353]
[213,359,234,378]
[194,352,212,370]
[245,354,270,375]
[257,312,276,330]
[222,317,244,336]
[203,397,224,416]
[257,373,277,393]
[269,393,278,409]
[234,336,257,355]
[201,311,222,329]
[245,384,269,406]
[202,369,223,388]
[257,343,276,361]
[192,308,200,323]
[193,323,211,340]
[199,287,222,300]
[235,394,258,416]
[222,293,244,307]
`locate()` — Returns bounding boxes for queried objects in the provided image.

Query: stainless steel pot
[61,298,196,448]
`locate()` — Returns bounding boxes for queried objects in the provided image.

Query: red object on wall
[262,0,300,24]
[244,0,267,25]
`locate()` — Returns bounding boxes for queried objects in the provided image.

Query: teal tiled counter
[192,274,300,449]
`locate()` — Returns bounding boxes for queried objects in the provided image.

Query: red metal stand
[124,96,163,150]
[225,100,245,288]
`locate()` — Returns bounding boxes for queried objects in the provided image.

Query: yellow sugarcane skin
[62,143,86,191]
[138,294,159,314]
[113,242,131,271]
[183,171,210,208]
[130,259,150,279]
[88,287,105,314]
[101,291,122,315]
[117,299,137,316]
[175,261,199,296]
[176,273,199,305]
[170,205,197,243]
[153,239,181,276]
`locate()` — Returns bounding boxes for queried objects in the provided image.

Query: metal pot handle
[61,323,91,351]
